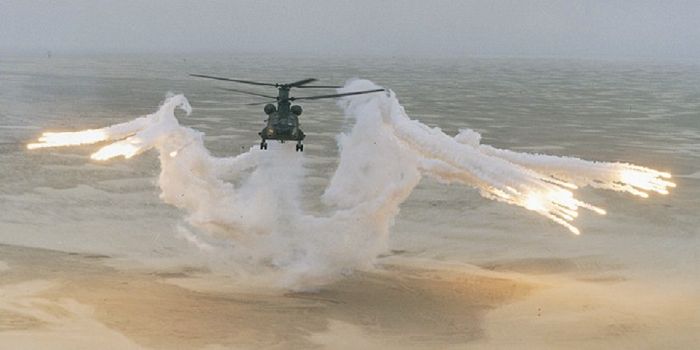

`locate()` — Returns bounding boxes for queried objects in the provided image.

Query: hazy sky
[1,0,698,59]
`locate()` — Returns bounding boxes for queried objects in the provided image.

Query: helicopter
[191,74,385,151]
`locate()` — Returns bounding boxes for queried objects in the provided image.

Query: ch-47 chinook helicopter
[191,74,384,151]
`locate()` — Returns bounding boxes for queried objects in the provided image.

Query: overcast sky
[1,0,698,60]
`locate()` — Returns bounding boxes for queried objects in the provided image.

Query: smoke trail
[27,81,674,287]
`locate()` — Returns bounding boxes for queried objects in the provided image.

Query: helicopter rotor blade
[216,87,277,99]
[290,88,386,101]
[287,78,318,87]
[245,100,278,106]
[190,74,278,87]
[295,85,343,89]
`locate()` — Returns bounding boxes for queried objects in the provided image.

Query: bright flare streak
[26,89,677,242]
[91,141,140,161]
[519,187,605,234]
[579,202,607,215]
[524,194,546,211]
[26,129,108,149]
[546,177,578,190]
[620,169,676,196]
[556,205,579,219]
[547,189,576,209]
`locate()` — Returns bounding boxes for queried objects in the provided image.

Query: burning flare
[27,129,108,149]
[27,83,675,286]
[26,87,675,237]
[619,168,675,197]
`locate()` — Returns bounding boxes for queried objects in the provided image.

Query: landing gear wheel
[296,143,304,152]
[260,141,268,150]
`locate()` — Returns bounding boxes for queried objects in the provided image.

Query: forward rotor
[191,74,340,88]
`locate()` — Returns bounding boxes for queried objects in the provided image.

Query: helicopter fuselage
[190,73,384,153]
[259,111,305,142]
[258,86,305,151]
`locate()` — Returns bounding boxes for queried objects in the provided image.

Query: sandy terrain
[1,243,697,349]
[0,244,535,349]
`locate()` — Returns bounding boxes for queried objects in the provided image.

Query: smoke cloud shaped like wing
[27,80,674,288]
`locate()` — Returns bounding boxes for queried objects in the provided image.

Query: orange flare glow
[27,129,108,149]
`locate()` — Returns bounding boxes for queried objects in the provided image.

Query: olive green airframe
[190,74,384,152]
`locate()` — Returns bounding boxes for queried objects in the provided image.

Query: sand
[0,244,534,349]
[0,243,697,349]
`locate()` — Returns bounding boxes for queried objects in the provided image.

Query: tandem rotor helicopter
[191,74,385,151]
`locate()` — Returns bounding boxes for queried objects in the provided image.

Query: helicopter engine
[290,105,302,115]
[264,104,277,115]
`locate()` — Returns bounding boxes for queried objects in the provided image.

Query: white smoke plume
[27,81,674,288]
